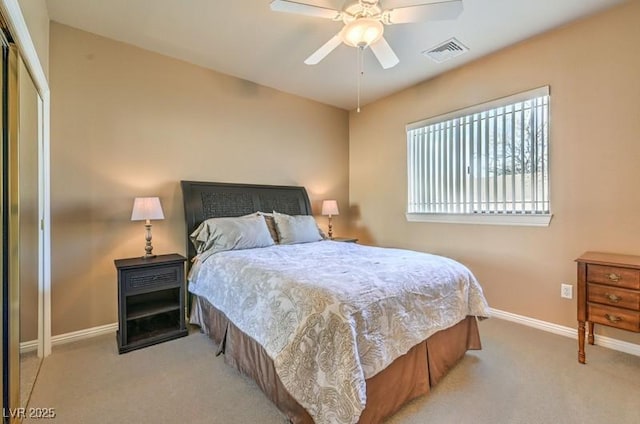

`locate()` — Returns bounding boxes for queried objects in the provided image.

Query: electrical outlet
[561,283,573,299]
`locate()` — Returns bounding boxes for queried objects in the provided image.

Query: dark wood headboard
[180,181,313,261]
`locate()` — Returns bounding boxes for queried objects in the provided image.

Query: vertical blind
[407,87,550,215]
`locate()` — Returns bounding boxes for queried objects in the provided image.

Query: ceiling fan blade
[386,0,463,24]
[370,37,399,69]
[270,0,341,20]
[304,34,343,65]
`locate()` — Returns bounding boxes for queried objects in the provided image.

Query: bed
[181,180,490,424]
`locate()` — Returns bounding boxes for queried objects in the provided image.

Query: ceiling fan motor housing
[343,0,383,22]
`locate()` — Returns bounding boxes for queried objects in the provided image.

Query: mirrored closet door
[18,53,42,411]
[1,12,45,422]
[1,22,20,420]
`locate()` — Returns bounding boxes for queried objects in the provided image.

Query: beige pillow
[258,212,280,244]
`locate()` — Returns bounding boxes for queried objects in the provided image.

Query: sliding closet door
[18,56,42,411]
[1,23,19,423]
[0,27,7,418]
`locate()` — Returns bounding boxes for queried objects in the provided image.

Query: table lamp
[321,200,339,239]
[131,197,164,258]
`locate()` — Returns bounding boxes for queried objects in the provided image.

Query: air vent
[422,38,468,63]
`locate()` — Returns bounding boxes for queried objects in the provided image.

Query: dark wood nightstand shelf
[115,253,188,353]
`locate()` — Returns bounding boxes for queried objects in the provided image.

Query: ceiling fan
[270,0,464,69]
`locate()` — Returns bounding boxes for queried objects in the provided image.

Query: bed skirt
[193,295,482,423]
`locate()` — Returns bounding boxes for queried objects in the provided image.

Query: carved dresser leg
[578,321,586,364]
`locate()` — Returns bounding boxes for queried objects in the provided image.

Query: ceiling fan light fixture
[341,18,383,48]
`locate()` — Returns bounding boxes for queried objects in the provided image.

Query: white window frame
[406,86,552,226]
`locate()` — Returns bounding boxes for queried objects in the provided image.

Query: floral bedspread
[189,241,490,424]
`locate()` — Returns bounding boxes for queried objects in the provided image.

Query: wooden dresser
[576,251,640,363]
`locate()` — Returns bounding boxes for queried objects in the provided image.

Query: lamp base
[143,223,156,259]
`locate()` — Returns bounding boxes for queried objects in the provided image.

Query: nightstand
[331,237,358,243]
[114,253,188,353]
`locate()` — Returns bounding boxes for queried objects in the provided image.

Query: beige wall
[50,23,350,336]
[349,1,640,345]
[17,0,49,78]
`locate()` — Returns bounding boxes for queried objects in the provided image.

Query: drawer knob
[605,293,621,303]
[605,314,622,324]
[607,273,621,282]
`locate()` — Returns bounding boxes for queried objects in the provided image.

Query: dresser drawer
[587,303,640,332]
[588,283,640,311]
[123,265,182,294]
[586,264,640,290]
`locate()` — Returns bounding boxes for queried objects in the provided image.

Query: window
[406,86,551,226]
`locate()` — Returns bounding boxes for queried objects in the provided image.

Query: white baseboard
[21,322,118,354]
[490,308,640,357]
[52,322,118,346]
[19,339,39,354]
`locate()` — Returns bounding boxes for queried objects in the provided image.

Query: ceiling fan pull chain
[356,48,362,113]
[357,46,364,113]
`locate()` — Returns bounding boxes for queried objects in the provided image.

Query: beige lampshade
[131,197,165,221]
[321,200,339,216]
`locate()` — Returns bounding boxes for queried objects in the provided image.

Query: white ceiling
[45,0,626,110]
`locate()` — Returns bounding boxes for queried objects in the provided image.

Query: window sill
[406,213,553,227]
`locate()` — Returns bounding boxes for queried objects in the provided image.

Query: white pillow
[273,211,323,245]
[190,215,275,254]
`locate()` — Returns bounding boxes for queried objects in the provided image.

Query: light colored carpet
[20,351,42,408]
[25,319,640,423]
